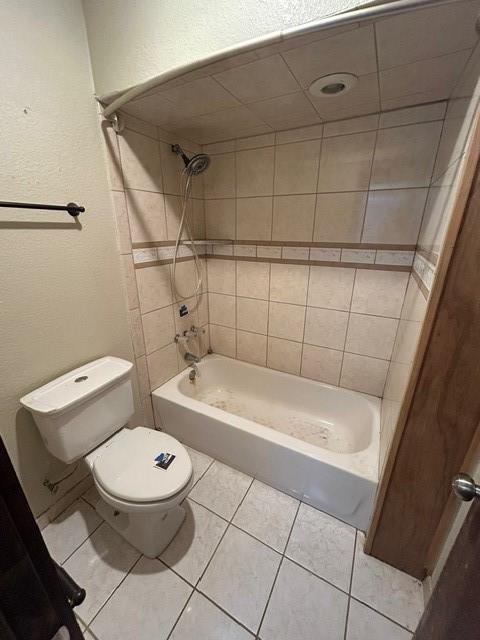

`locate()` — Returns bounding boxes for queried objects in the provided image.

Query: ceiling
[115,0,480,144]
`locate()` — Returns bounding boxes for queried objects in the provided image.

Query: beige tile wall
[103,113,209,423]
[207,259,408,396]
[380,274,427,470]
[203,102,445,396]
[380,46,480,473]
[417,43,480,261]
[102,89,476,424]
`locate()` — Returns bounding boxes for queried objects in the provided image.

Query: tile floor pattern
[43,445,423,639]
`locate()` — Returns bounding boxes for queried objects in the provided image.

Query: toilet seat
[92,427,193,507]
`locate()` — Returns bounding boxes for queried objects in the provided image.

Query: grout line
[118,119,159,143]
[185,495,230,525]
[228,520,290,556]
[298,265,310,375]
[349,530,358,595]
[339,268,358,386]
[194,589,258,637]
[359,134,379,245]
[202,183,442,199]
[348,595,416,635]
[254,561,283,639]
[270,135,277,232]
[59,516,105,568]
[163,584,195,640]
[83,626,98,639]
[193,456,215,487]
[448,42,479,101]
[343,529,358,640]
[266,264,272,364]
[60,448,417,638]
[278,552,355,599]
[415,110,447,250]
[233,149,238,359]
[254,500,301,639]
[372,14,382,130]
[229,475,255,522]
[190,512,230,572]
[192,472,256,587]
[80,490,98,511]
[156,556,196,589]
[206,291,403,319]
[125,185,205,198]
[264,130,275,369]
[425,149,464,187]
[85,551,143,630]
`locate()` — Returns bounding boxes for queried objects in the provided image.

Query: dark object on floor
[0,436,85,640]
[54,563,86,609]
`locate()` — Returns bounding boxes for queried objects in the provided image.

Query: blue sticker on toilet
[154,452,175,470]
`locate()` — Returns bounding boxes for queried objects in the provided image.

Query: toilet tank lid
[20,357,133,416]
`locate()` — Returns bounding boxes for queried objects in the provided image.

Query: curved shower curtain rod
[100,0,458,123]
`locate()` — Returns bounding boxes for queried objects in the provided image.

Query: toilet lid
[92,427,192,503]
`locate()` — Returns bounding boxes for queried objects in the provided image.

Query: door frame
[365,109,480,579]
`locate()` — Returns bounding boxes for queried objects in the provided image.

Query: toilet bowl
[85,427,193,557]
[20,356,192,558]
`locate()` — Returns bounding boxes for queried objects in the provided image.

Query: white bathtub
[152,354,379,530]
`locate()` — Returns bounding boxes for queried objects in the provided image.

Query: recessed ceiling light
[308,73,358,98]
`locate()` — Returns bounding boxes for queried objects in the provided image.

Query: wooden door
[414,497,480,639]
[365,112,480,578]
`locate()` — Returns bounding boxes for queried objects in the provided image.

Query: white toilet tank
[21,357,134,464]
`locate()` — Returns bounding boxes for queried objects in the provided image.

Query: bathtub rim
[152,354,380,484]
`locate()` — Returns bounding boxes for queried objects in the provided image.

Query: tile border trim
[412,251,436,299]
[133,245,413,272]
[132,240,416,251]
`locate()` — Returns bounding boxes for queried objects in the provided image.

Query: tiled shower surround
[102,83,477,449]
[103,112,208,426]
[379,44,480,472]
[201,103,445,397]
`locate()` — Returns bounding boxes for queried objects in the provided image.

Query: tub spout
[184,352,201,364]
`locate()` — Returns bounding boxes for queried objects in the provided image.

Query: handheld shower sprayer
[170,143,211,302]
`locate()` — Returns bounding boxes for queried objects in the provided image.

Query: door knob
[452,473,480,501]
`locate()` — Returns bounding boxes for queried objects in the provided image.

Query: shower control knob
[452,473,480,501]
[184,326,199,338]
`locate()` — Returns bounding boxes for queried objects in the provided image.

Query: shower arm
[100,0,452,125]
[172,144,191,167]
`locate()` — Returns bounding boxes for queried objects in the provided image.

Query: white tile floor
[43,445,423,639]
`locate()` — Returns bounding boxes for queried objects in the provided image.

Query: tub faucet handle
[184,325,199,338]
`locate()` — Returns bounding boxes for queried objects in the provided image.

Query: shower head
[172,144,210,176]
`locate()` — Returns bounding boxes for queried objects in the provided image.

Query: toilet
[21,356,193,557]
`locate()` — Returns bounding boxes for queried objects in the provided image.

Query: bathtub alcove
[99,0,480,533]
[153,355,379,529]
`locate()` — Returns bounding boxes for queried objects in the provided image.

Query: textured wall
[0,0,133,517]
[81,0,381,97]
